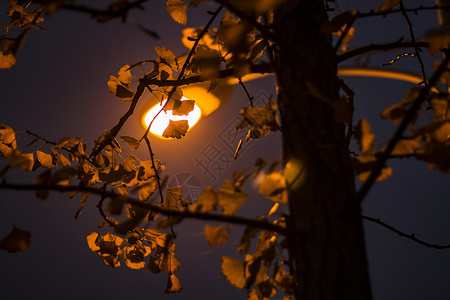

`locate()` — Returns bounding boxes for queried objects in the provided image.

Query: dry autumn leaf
[166,0,188,26]
[162,120,189,139]
[204,225,229,247]
[0,226,31,253]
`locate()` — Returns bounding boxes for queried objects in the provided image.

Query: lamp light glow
[143,97,202,138]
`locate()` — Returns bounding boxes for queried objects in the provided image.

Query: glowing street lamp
[141,78,232,139]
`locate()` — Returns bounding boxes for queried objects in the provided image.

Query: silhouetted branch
[237,77,254,106]
[356,51,450,202]
[96,184,117,227]
[143,136,164,204]
[0,182,287,235]
[355,5,450,19]
[362,215,450,249]
[400,2,428,89]
[337,41,429,62]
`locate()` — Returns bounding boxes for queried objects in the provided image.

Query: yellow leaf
[36,150,57,169]
[121,245,151,269]
[138,178,157,201]
[117,65,132,85]
[86,232,100,252]
[355,118,375,155]
[218,180,247,215]
[107,76,134,102]
[6,150,34,171]
[166,0,188,25]
[159,243,181,274]
[0,226,31,253]
[0,52,16,69]
[376,0,401,12]
[189,186,217,213]
[203,225,229,247]
[162,120,189,139]
[155,46,177,68]
[221,256,246,289]
[120,136,140,150]
[57,153,71,166]
[164,186,183,209]
[258,171,287,204]
[165,274,183,293]
[388,139,421,156]
[0,124,16,144]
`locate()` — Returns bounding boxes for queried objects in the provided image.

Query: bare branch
[362,215,450,249]
[400,1,428,89]
[356,51,450,202]
[337,41,429,63]
[0,182,287,236]
[355,4,450,19]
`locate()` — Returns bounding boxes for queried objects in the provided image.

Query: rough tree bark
[274,1,372,299]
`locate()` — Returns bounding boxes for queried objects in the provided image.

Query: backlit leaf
[376,0,401,12]
[204,225,229,247]
[155,46,177,68]
[138,178,157,201]
[218,180,247,215]
[166,0,188,25]
[424,27,450,55]
[162,120,189,139]
[86,232,101,252]
[0,226,31,253]
[36,150,57,169]
[221,256,246,289]
[164,186,183,209]
[354,119,375,155]
[0,124,15,144]
[117,65,132,85]
[0,52,16,69]
[159,243,181,274]
[6,150,34,171]
[120,136,140,150]
[165,98,195,116]
[147,256,161,274]
[74,192,89,219]
[165,274,183,293]
[108,76,134,102]
[388,138,421,156]
[352,155,392,182]
[189,186,217,213]
[121,245,151,269]
[258,171,287,204]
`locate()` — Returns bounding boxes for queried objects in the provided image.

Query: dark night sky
[1,1,449,299]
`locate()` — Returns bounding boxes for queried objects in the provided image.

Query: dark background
[1,0,449,299]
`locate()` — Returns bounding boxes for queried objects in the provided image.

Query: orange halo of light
[143,97,202,138]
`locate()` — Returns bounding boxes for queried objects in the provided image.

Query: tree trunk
[274,1,372,299]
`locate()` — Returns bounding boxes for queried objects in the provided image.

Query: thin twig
[237,77,254,106]
[362,215,450,249]
[355,4,450,19]
[0,182,287,235]
[96,184,116,227]
[356,51,450,203]
[143,136,164,204]
[400,1,428,89]
[337,41,429,63]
